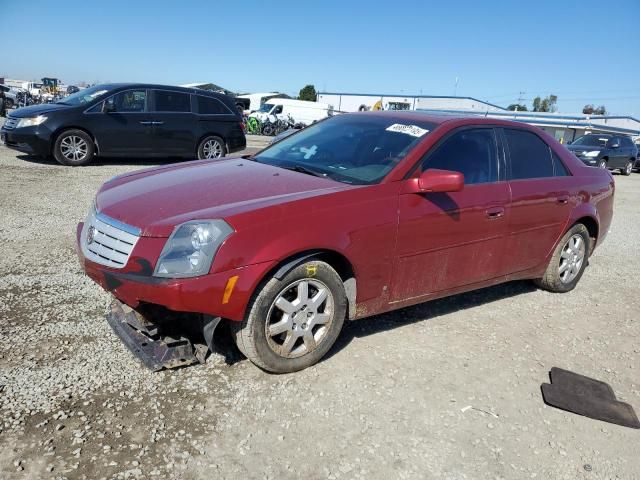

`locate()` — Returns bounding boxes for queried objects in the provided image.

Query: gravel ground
[0,129,639,480]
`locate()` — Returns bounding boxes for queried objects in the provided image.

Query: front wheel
[233,260,347,373]
[534,224,590,293]
[197,136,226,160]
[598,159,608,169]
[621,160,633,176]
[53,129,95,166]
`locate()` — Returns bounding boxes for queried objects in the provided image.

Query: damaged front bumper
[106,299,221,371]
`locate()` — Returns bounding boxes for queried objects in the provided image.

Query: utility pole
[515,91,526,111]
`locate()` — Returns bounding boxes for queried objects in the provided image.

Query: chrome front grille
[80,211,140,269]
[3,117,18,130]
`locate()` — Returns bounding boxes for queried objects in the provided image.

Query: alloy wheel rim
[599,160,606,169]
[203,140,222,158]
[60,136,88,162]
[558,234,585,284]
[626,162,632,175]
[265,279,334,359]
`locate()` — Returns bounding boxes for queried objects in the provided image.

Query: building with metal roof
[417,108,640,143]
[317,92,506,114]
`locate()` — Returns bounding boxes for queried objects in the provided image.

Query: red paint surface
[78,114,615,321]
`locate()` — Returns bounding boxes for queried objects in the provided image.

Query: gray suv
[567,134,638,175]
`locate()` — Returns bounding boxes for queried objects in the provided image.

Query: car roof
[95,83,229,97]
[348,110,540,129]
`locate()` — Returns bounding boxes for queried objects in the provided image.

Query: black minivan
[0,83,246,166]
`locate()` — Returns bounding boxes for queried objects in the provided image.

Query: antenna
[454,77,459,96]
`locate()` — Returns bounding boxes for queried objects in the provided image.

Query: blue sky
[2,0,639,115]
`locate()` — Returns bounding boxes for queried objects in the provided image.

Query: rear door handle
[557,195,569,204]
[485,207,505,219]
[139,121,153,125]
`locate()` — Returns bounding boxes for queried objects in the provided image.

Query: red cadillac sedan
[77,112,614,373]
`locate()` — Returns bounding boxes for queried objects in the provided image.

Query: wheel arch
[196,132,227,155]
[257,249,358,320]
[571,215,599,254]
[51,126,98,154]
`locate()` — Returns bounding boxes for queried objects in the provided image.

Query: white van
[237,92,290,112]
[250,99,333,126]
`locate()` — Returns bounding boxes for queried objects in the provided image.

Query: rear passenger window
[197,96,229,114]
[420,128,498,185]
[552,152,571,176]
[505,129,554,180]
[154,91,191,112]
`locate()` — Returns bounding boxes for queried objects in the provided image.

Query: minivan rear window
[197,96,230,114]
[154,91,191,112]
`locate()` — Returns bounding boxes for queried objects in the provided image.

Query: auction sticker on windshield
[385,124,429,137]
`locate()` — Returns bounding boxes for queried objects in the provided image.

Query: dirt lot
[0,131,639,480]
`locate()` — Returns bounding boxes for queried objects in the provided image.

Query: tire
[197,135,226,160]
[53,129,95,166]
[233,260,347,373]
[621,159,633,176]
[598,158,607,169]
[534,223,590,293]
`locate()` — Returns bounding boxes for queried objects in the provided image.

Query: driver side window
[273,105,283,114]
[105,90,147,113]
[420,128,498,185]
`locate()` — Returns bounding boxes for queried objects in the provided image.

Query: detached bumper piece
[542,367,640,429]
[106,299,201,371]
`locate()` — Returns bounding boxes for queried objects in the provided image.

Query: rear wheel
[233,260,347,373]
[597,159,607,169]
[534,223,590,293]
[53,129,95,166]
[621,160,633,176]
[197,136,226,160]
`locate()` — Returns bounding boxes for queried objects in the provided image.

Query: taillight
[240,121,246,132]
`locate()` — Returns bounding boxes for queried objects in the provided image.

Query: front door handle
[139,121,153,125]
[152,121,164,126]
[557,195,569,205]
[485,207,505,219]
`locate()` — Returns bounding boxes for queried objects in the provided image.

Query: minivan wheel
[53,129,95,166]
[534,223,590,293]
[598,159,607,169]
[197,136,226,160]
[621,160,633,176]
[232,260,347,373]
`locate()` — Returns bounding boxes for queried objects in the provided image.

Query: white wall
[317,93,503,113]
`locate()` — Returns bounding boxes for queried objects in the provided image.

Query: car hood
[9,103,72,118]
[96,158,352,237]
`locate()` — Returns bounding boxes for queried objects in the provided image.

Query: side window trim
[405,125,501,184]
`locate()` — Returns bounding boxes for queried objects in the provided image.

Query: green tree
[532,94,558,112]
[582,104,595,115]
[298,85,317,102]
[594,105,606,115]
[507,103,528,111]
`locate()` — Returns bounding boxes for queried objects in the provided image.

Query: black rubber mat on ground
[541,367,640,429]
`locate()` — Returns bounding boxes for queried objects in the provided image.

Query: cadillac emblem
[87,226,95,245]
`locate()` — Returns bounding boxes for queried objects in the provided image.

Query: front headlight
[16,115,48,128]
[153,220,233,278]
[584,150,600,158]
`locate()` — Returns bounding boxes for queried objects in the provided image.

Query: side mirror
[403,169,464,194]
[103,101,116,113]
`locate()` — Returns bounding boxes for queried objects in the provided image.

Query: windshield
[57,85,110,106]
[571,135,611,148]
[259,103,274,113]
[253,114,435,185]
